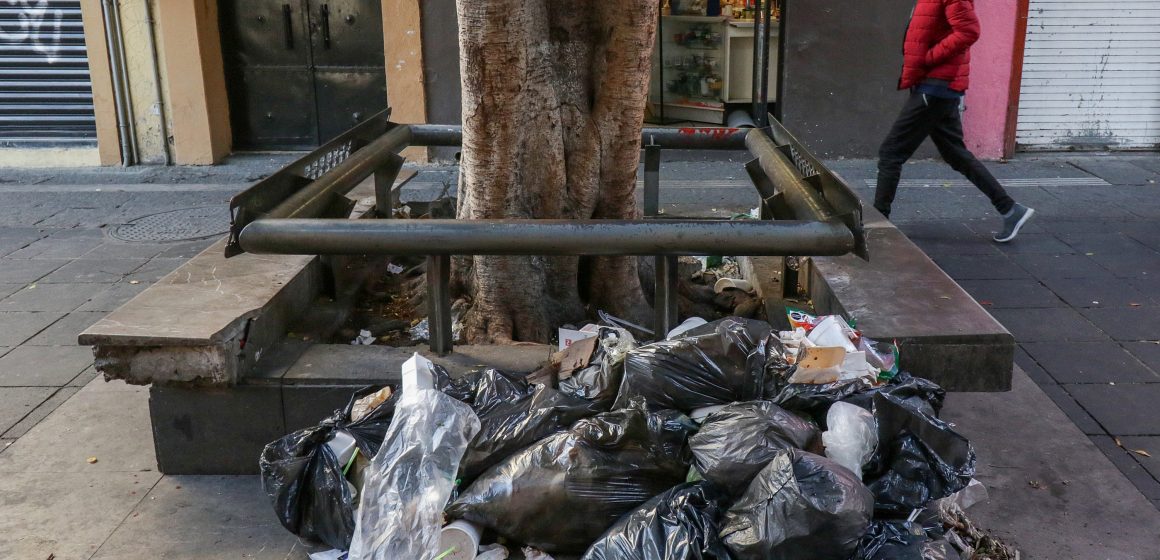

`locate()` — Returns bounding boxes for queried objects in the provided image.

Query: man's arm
[925,0,981,67]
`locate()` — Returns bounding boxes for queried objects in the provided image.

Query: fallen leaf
[1131,303,1142,307]
[979,300,993,306]
[1115,437,1124,448]
[1085,252,1095,256]
[1028,480,1044,490]
[1135,449,1152,458]
[128,280,141,285]
[86,457,98,464]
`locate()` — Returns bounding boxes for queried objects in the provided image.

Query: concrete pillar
[155,0,231,165]
[383,0,428,161]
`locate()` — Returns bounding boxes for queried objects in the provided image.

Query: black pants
[874,90,1014,217]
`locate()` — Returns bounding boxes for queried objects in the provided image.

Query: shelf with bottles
[667,23,724,50]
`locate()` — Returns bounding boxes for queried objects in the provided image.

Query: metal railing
[228,109,865,354]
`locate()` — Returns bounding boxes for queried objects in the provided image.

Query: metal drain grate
[111,206,231,243]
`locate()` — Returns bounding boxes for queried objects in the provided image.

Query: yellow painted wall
[118,0,172,165]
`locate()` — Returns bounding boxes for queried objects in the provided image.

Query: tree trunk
[454,0,658,343]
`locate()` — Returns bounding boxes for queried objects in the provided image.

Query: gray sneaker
[993,203,1035,243]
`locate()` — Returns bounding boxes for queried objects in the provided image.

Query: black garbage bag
[446,400,697,553]
[560,327,636,405]
[456,368,606,483]
[854,517,955,560]
[259,386,399,550]
[842,372,946,418]
[613,318,774,412]
[769,377,876,427]
[863,392,975,515]
[720,449,875,560]
[582,481,732,560]
[690,401,822,496]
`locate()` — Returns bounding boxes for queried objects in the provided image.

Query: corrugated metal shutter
[0,0,96,146]
[1016,0,1160,151]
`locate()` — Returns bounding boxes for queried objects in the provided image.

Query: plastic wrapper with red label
[446,401,697,554]
[720,449,875,560]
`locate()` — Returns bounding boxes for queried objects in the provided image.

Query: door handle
[320,4,331,49]
[282,4,293,49]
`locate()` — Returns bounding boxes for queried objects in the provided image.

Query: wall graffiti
[0,0,67,63]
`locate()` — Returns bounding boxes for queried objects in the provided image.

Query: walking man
[874,0,1035,242]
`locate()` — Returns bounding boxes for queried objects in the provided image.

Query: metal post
[426,255,453,355]
[751,0,773,127]
[643,144,661,217]
[374,167,395,218]
[654,255,679,338]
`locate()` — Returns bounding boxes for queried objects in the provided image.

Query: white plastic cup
[807,316,857,352]
[438,520,482,560]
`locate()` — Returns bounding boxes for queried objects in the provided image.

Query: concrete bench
[805,209,1013,391]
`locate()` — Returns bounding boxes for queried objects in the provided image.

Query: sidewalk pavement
[1,153,1159,558]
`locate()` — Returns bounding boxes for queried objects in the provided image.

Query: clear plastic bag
[822,402,878,480]
[347,389,481,560]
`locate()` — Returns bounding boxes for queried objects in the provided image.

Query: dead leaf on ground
[979,300,993,306]
[1130,303,1142,307]
[1134,449,1152,458]
[86,456,98,464]
[1028,480,1044,490]
[1115,437,1124,448]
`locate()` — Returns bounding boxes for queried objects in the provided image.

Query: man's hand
[924,0,981,68]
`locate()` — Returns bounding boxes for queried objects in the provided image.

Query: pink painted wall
[963,0,1019,159]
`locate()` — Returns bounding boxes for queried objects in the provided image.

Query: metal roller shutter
[1016,0,1160,151]
[0,0,96,146]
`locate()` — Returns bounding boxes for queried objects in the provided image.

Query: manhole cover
[111,206,230,243]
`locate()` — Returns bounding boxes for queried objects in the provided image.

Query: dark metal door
[220,0,386,150]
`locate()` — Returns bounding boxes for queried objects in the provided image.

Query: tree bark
[455,0,658,343]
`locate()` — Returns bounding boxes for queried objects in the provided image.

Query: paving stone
[38,258,147,283]
[0,472,158,560]
[908,235,1002,256]
[1042,277,1151,308]
[956,279,1063,309]
[68,366,99,387]
[0,312,66,346]
[0,284,22,300]
[1013,253,1116,280]
[1014,351,1058,388]
[1022,341,1160,384]
[1055,232,1156,256]
[1090,436,1160,501]
[989,307,1110,342]
[1038,383,1105,435]
[932,254,1031,280]
[154,238,218,259]
[75,280,148,312]
[0,387,54,434]
[1038,218,1146,235]
[124,258,187,283]
[1081,307,1160,342]
[4,234,105,259]
[81,242,171,260]
[0,386,79,438]
[1118,436,1160,481]
[1070,159,1160,186]
[0,438,12,454]
[1122,341,1160,374]
[1068,383,1160,435]
[0,345,93,387]
[994,233,1076,255]
[1123,229,1160,254]
[0,381,153,473]
[25,312,108,346]
[0,282,109,312]
[897,221,977,239]
[0,258,68,283]
[1086,251,1160,280]
[1125,278,1160,306]
[89,475,304,560]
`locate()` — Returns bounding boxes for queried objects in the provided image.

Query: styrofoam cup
[438,520,482,560]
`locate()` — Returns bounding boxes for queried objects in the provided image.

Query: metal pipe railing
[237,219,855,257]
[408,124,749,151]
[228,110,866,353]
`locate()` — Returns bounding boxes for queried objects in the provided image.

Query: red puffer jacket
[899,0,980,92]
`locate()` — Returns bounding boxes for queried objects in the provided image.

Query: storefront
[1013,0,1160,151]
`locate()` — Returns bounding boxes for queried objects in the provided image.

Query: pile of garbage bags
[261,313,990,560]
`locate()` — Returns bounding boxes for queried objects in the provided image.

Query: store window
[648,0,780,126]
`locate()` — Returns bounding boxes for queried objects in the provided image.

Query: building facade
[0,0,1150,167]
